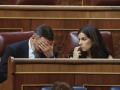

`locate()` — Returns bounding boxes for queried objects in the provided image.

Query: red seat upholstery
[0,31,33,56]
[68,31,114,57]
[16,0,56,5]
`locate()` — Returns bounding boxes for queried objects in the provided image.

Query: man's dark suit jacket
[0,40,58,83]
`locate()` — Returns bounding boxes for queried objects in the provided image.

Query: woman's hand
[73,46,81,58]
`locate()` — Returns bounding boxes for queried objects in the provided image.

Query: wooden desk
[1,58,120,90]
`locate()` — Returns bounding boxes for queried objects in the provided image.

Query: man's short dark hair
[53,81,73,90]
[35,24,54,41]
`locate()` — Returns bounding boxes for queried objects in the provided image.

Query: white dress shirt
[28,39,36,59]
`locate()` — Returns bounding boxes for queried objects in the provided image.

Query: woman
[71,25,112,58]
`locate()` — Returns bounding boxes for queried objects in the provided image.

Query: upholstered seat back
[0,31,33,56]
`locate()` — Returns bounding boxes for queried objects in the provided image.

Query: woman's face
[78,32,93,52]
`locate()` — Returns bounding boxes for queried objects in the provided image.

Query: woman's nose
[79,41,82,46]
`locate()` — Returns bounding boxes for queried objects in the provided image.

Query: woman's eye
[81,37,87,41]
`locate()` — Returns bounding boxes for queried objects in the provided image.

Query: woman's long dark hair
[78,25,111,58]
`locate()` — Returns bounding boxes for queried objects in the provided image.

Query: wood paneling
[0,19,31,31]
[0,6,120,19]
[0,28,22,32]
[31,19,89,30]
[16,0,57,5]
[31,19,120,29]
[0,19,120,31]
[76,74,120,85]
[0,0,4,4]
[1,58,120,90]
[83,0,100,6]
[15,74,75,90]
[88,19,120,29]
[56,0,82,5]
[1,0,120,6]
[112,31,120,58]
[84,0,120,6]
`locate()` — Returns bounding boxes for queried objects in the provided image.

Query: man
[0,24,58,83]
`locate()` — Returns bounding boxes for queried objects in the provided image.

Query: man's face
[32,35,54,53]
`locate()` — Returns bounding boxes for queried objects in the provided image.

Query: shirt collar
[29,38,35,51]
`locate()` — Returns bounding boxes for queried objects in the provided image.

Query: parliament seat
[0,31,33,57]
